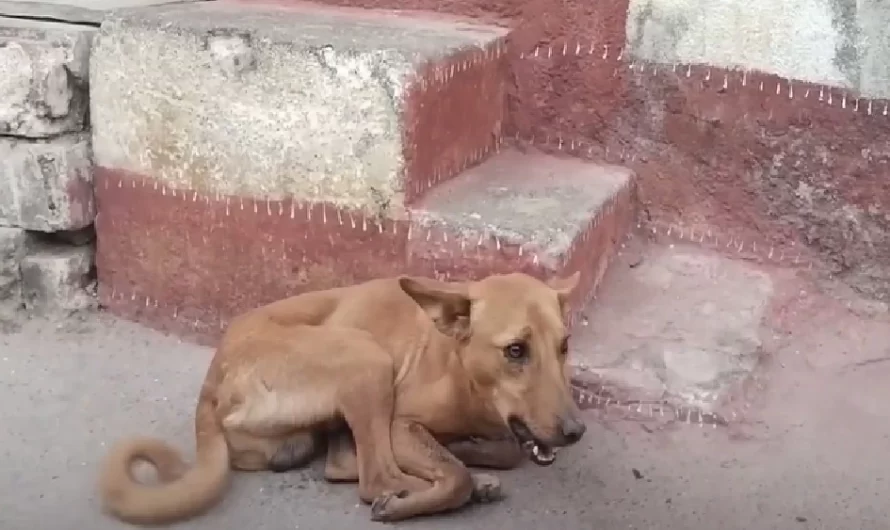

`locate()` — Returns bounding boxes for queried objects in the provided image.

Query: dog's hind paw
[470,473,504,504]
[369,490,410,522]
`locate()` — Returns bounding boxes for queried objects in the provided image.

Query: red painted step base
[95,150,636,345]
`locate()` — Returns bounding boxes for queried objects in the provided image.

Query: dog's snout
[560,416,586,444]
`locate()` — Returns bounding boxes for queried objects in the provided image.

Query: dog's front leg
[446,435,524,470]
[323,431,523,480]
[369,420,504,522]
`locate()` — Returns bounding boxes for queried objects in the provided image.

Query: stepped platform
[89,0,636,342]
[96,147,635,342]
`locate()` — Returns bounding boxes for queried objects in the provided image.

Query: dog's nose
[560,416,586,444]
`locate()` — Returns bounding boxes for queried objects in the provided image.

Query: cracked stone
[0,134,95,231]
[0,20,95,137]
[21,241,96,316]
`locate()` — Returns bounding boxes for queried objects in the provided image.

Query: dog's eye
[560,337,570,356]
[504,342,529,361]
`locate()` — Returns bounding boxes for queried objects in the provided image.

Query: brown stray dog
[98,272,586,525]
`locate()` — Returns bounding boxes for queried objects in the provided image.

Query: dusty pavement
[2,240,890,530]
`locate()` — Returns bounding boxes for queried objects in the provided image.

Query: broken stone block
[0,134,95,231]
[0,227,27,317]
[0,19,94,138]
[20,241,96,316]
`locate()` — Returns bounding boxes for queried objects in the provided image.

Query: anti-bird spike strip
[95,151,637,344]
[516,37,890,121]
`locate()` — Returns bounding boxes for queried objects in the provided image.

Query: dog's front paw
[369,490,409,522]
[470,473,504,504]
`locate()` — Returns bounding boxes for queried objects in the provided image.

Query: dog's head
[399,272,585,466]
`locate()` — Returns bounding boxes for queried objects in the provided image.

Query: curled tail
[98,396,230,525]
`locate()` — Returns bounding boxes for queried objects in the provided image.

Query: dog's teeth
[532,444,540,456]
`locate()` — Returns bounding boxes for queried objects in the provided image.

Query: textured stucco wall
[627,0,890,98]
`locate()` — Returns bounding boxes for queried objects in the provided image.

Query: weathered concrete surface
[20,239,95,316]
[93,149,634,343]
[857,0,890,98]
[572,241,773,411]
[408,149,636,324]
[0,18,93,137]
[3,242,890,529]
[0,133,94,231]
[90,1,508,213]
[0,227,26,320]
[625,0,890,98]
[0,0,210,25]
[627,0,859,90]
[624,0,890,99]
[411,151,631,271]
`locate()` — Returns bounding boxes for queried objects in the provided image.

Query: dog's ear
[398,276,472,339]
[547,271,580,307]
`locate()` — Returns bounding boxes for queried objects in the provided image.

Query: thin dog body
[98,272,586,524]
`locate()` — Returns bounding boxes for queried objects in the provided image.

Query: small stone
[20,240,96,316]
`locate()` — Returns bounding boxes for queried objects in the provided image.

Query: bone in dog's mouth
[508,418,558,466]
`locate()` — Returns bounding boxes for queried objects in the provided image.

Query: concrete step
[406,149,636,325]
[90,0,509,214]
[95,148,636,342]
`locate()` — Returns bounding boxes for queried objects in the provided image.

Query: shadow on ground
[2,240,889,529]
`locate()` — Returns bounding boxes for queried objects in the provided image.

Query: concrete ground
[2,240,890,530]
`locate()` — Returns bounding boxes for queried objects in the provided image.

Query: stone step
[406,149,636,326]
[95,148,636,342]
[90,0,509,215]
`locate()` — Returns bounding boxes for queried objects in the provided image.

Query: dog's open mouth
[508,418,558,466]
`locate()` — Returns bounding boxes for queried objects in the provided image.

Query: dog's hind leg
[324,429,359,482]
[269,432,320,472]
[226,430,318,472]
